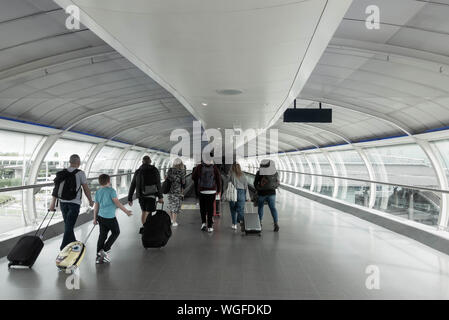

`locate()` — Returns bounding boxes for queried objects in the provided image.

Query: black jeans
[97,216,120,253]
[199,193,216,228]
[60,202,80,250]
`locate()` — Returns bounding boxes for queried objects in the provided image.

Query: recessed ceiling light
[201,102,208,106]
[216,89,243,96]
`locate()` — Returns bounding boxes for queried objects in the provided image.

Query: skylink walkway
[1,189,449,300]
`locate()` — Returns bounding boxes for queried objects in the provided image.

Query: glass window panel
[329,150,370,205]
[0,130,43,187]
[37,139,94,183]
[90,146,123,177]
[432,139,449,183]
[119,150,140,171]
[365,144,439,225]
[365,144,438,187]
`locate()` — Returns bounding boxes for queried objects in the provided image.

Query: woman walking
[227,163,250,230]
[166,158,186,226]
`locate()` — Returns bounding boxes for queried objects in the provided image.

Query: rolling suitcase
[243,204,262,236]
[7,209,56,269]
[56,224,96,272]
[142,204,172,249]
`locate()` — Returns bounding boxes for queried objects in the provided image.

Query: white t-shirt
[200,190,216,195]
[59,167,87,205]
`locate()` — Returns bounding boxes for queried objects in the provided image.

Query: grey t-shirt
[59,167,87,205]
[231,172,248,190]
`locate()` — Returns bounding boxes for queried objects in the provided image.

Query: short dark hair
[142,156,151,164]
[99,174,110,186]
[69,154,81,165]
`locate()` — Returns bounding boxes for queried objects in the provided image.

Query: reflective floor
[1,189,449,300]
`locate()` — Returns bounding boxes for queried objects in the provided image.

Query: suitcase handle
[84,224,96,243]
[35,209,57,239]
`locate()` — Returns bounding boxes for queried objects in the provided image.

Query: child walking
[93,174,132,264]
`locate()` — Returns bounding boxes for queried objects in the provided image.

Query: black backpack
[142,209,172,248]
[52,169,81,201]
[199,164,216,189]
[257,172,279,191]
[139,166,159,196]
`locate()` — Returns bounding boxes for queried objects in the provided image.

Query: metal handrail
[246,170,449,195]
[0,172,133,193]
[0,169,194,193]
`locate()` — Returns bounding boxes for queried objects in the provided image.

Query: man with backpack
[49,154,94,250]
[192,158,221,233]
[128,156,163,227]
[254,159,280,232]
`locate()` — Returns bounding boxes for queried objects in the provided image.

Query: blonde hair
[231,163,242,177]
[173,158,184,170]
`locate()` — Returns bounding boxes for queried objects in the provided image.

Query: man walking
[128,156,164,228]
[50,154,94,250]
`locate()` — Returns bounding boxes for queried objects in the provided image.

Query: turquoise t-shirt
[95,187,118,219]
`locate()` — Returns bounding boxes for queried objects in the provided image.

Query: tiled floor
[1,190,449,299]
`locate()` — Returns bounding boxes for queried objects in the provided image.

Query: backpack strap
[71,169,82,199]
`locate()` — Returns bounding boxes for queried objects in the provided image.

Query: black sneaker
[274,223,279,232]
[201,223,207,231]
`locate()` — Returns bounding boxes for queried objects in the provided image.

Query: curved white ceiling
[3,0,449,155]
[54,0,352,130]
[270,0,449,152]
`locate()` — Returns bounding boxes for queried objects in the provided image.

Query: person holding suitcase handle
[224,163,251,230]
[128,156,164,233]
[49,154,94,251]
[93,174,132,264]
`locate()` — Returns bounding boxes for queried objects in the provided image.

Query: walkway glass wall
[243,136,448,231]
[0,128,171,238]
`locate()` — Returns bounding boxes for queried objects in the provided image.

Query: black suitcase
[7,210,56,269]
[142,206,172,248]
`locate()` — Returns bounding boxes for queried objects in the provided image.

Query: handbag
[224,181,237,202]
[161,178,171,194]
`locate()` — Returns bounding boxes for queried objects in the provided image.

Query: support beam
[26,134,61,224]
[354,147,377,209]
[85,142,106,178]
[323,150,339,198]
[415,138,449,230]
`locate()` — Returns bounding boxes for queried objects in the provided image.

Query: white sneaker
[101,250,111,263]
[231,224,237,230]
[208,227,214,233]
[201,223,207,231]
[172,222,178,227]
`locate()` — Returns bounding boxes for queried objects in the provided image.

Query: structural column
[415,138,449,230]
[354,146,377,209]
[26,133,61,225]
[85,142,106,178]
[323,150,339,198]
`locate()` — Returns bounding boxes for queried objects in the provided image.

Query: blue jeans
[60,202,80,250]
[229,189,246,225]
[257,194,278,223]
